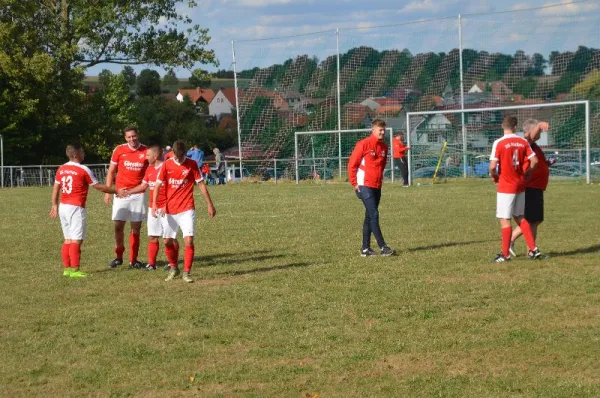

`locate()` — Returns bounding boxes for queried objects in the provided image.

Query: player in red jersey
[510,120,553,258]
[50,144,127,277]
[126,145,179,270]
[348,119,395,257]
[392,131,410,187]
[104,126,148,269]
[489,116,543,263]
[153,140,216,283]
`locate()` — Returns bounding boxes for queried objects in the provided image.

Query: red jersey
[142,163,167,208]
[392,137,407,159]
[55,162,98,207]
[157,157,203,214]
[110,143,148,189]
[526,142,550,191]
[164,151,175,161]
[490,134,536,194]
[348,135,388,189]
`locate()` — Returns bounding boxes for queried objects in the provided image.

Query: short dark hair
[372,118,386,128]
[123,126,139,135]
[502,116,518,130]
[66,143,83,158]
[173,140,186,158]
[148,145,162,156]
[395,131,404,136]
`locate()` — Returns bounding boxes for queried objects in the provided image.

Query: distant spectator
[392,131,410,187]
[213,148,226,185]
[187,144,204,169]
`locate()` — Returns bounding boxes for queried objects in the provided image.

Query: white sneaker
[165,267,180,281]
[182,272,194,283]
[509,242,517,257]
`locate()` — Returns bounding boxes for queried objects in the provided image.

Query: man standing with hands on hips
[348,119,396,257]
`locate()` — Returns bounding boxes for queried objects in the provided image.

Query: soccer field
[1,180,600,396]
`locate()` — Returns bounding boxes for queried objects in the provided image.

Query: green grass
[1,180,600,396]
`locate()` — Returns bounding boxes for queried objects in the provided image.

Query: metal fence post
[274,158,277,185]
[458,14,467,178]
[336,28,342,179]
[579,149,583,176]
[323,158,326,185]
[0,134,4,188]
[232,40,244,182]
[39,165,43,186]
[585,100,590,184]
[294,133,299,184]
[10,166,13,187]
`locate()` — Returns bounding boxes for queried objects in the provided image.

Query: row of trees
[1,0,226,165]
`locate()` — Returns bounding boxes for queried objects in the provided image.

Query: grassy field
[1,180,600,397]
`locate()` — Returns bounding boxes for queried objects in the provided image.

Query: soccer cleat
[528,248,548,260]
[360,248,377,257]
[145,264,157,271]
[165,267,180,281]
[62,269,72,277]
[380,246,396,256]
[163,264,171,272]
[491,254,511,263]
[402,185,409,188]
[509,242,517,258]
[129,261,145,269]
[108,258,123,268]
[69,270,88,278]
[182,272,194,283]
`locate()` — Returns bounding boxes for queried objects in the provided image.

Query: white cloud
[538,0,600,16]
[397,0,457,14]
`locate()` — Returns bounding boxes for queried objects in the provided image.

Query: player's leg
[163,214,181,281]
[518,189,545,259]
[374,188,394,255]
[356,187,374,256]
[128,193,146,268]
[145,207,161,270]
[400,158,409,187]
[361,187,392,255]
[110,195,129,268]
[178,210,196,283]
[493,193,514,262]
[68,207,88,278]
[58,204,73,276]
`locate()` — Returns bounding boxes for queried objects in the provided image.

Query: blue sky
[86,0,600,77]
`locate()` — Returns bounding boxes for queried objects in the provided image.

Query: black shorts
[524,188,544,223]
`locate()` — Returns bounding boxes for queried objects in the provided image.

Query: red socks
[184,245,194,273]
[115,246,125,261]
[61,243,71,268]
[130,232,140,263]
[502,227,512,258]
[148,241,159,265]
[69,244,81,268]
[519,219,537,251]
[165,242,179,268]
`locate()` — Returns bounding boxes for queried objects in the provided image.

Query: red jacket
[526,142,550,191]
[392,137,407,159]
[348,135,388,189]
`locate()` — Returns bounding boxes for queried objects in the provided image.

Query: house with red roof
[209,88,239,120]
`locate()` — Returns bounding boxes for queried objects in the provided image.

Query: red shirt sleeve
[110,146,120,165]
[157,162,167,182]
[348,141,364,187]
[525,142,536,160]
[192,162,202,183]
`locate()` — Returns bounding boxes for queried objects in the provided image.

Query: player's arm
[93,183,127,197]
[347,143,363,190]
[489,159,499,183]
[126,182,149,195]
[104,162,118,205]
[49,183,60,218]
[197,182,216,218]
[524,155,538,179]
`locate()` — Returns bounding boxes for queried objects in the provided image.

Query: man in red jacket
[510,119,552,257]
[348,119,395,257]
[392,131,410,187]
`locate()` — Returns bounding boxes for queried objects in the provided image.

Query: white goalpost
[294,128,395,184]
[405,100,591,185]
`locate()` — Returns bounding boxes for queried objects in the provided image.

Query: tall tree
[98,69,113,88]
[136,69,161,97]
[163,69,179,86]
[122,66,137,87]
[188,69,211,88]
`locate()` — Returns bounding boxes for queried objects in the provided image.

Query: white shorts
[496,192,525,219]
[147,207,169,237]
[59,204,87,240]
[112,193,146,222]
[164,210,196,239]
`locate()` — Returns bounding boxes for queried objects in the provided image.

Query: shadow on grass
[218,262,315,276]
[407,239,493,252]
[547,244,600,258]
[152,249,285,268]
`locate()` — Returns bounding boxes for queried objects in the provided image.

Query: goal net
[406,100,594,184]
[294,128,394,183]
